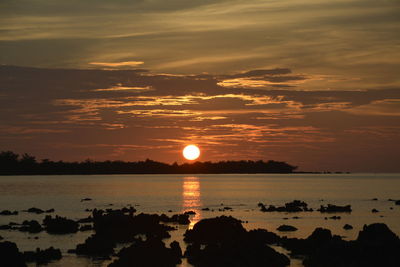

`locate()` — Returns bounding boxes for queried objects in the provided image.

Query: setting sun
[183,145,200,160]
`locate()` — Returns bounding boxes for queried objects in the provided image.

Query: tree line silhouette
[0,151,297,175]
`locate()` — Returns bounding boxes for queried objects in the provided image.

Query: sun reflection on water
[182,176,201,229]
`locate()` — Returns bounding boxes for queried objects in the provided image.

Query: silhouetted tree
[0,150,297,175]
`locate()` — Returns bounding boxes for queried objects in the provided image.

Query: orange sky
[0,0,399,172]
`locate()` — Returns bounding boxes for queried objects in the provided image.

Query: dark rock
[77,216,93,223]
[108,238,182,267]
[395,200,400,205]
[281,228,336,256]
[201,207,210,211]
[302,223,400,267]
[0,210,18,216]
[25,207,45,214]
[73,209,180,258]
[73,209,176,258]
[223,206,233,210]
[75,234,114,257]
[81,198,92,202]
[0,224,12,230]
[94,210,173,241]
[277,225,298,232]
[160,214,190,225]
[371,198,378,201]
[371,208,379,213]
[43,215,79,234]
[357,223,399,246]
[318,204,351,213]
[79,225,93,231]
[0,236,2,240]
[184,216,289,267]
[184,210,196,215]
[0,241,27,267]
[258,202,268,212]
[247,229,281,244]
[45,208,55,213]
[23,247,62,264]
[281,223,400,267]
[19,220,42,233]
[259,200,312,212]
[343,224,353,230]
[329,216,341,220]
[184,216,246,244]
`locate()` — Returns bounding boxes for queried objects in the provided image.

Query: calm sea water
[1,173,399,267]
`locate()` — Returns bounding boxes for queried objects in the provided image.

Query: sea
[0,173,399,267]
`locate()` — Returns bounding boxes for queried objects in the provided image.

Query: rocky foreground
[1,204,399,267]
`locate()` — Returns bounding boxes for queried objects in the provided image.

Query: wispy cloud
[89,61,144,67]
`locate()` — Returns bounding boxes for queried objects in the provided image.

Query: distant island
[0,151,297,175]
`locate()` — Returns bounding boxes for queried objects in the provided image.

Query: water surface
[1,173,399,266]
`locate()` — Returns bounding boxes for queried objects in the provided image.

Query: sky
[0,0,399,172]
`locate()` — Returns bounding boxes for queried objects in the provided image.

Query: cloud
[92,85,153,92]
[89,61,144,68]
[1,65,400,171]
[346,99,400,116]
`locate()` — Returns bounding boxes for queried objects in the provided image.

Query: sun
[183,145,200,160]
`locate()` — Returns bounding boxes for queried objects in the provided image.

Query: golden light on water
[182,176,201,229]
[182,145,200,160]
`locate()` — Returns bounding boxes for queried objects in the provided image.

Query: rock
[318,204,352,213]
[0,241,27,267]
[277,225,298,232]
[81,198,92,202]
[73,209,177,258]
[329,216,341,220]
[371,198,378,201]
[19,220,42,233]
[301,223,400,267]
[77,216,93,223]
[108,238,182,267]
[159,214,190,225]
[23,247,62,264]
[25,207,44,214]
[43,215,79,234]
[281,227,337,256]
[75,234,114,257]
[343,224,353,230]
[0,236,2,240]
[45,208,55,213]
[184,216,289,267]
[395,200,400,205]
[0,210,18,216]
[184,211,196,215]
[201,207,210,211]
[259,200,312,212]
[0,224,12,230]
[184,216,246,244]
[247,229,281,244]
[371,208,379,213]
[357,223,399,246]
[94,210,173,241]
[79,225,93,231]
